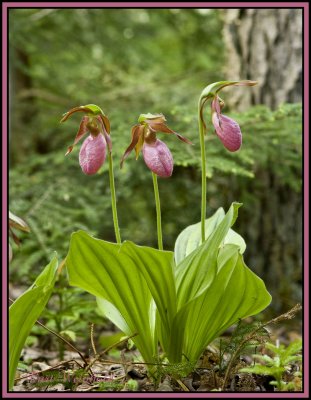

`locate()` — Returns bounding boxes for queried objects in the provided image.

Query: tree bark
[222,9,303,314]
[232,171,302,314]
[223,9,302,110]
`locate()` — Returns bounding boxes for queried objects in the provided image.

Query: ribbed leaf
[174,207,246,265]
[96,298,131,335]
[175,202,242,308]
[122,241,176,352]
[66,231,155,362]
[66,231,176,362]
[9,255,58,389]
[168,245,271,363]
[223,228,246,253]
[174,208,224,265]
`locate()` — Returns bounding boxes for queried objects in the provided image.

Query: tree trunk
[222,9,303,315]
[231,172,302,315]
[223,9,302,110]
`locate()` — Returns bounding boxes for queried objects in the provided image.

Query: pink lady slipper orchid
[60,104,111,175]
[120,113,192,178]
[78,133,106,175]
[211,96,242,152]
[199,80,257,152]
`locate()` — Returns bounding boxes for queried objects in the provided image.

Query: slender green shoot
[108,151,121,244]
[198,99,207,243]
[152,172,163,250]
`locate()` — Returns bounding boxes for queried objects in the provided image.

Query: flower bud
[79,134,106,175]
[212,112,242,152]
[142,139,173,177]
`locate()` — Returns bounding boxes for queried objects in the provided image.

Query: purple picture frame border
[2,2,309,398]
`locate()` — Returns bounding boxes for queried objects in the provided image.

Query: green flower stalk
[120,113,191,249]
[152,172,163,250]
[198,80,257,242]
[61,104,121,244]
[107,149,121,244]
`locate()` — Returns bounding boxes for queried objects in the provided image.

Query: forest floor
[12,318,302,393]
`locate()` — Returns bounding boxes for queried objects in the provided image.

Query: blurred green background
[9,7,302,336]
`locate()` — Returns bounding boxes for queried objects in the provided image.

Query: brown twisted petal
[147,122,192,144]
[96,115,112,152]
[60,106,94,122]
[215,80,258,94]
[99,114,111,134]
[233,80,258,86]
[120,125,144,168]
[65,116,89,156]
[135,133,145,158]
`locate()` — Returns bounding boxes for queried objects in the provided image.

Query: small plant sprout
[61,104,121,244]
[240,339,302,391]
[120,113,192,250]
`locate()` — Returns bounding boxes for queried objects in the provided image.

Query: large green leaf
[174,208,224,265]
[66,231,176,362]
[223,228,246,253]
[175,202,242,308]
[174,207,246,266]
[9,255,58,389]
[66,204,271,368]
[121,241,176,353]
[66,231,155,362]
[168,245,271,363]
[96,298,132,335]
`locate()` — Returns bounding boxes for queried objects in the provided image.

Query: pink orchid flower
[120,113,192,178]
[211,96,242,152]
[61,105,111,175]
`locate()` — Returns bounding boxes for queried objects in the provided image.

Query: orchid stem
[152,172,163,250]
[198,100,206,243]
[108,151,121,244]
